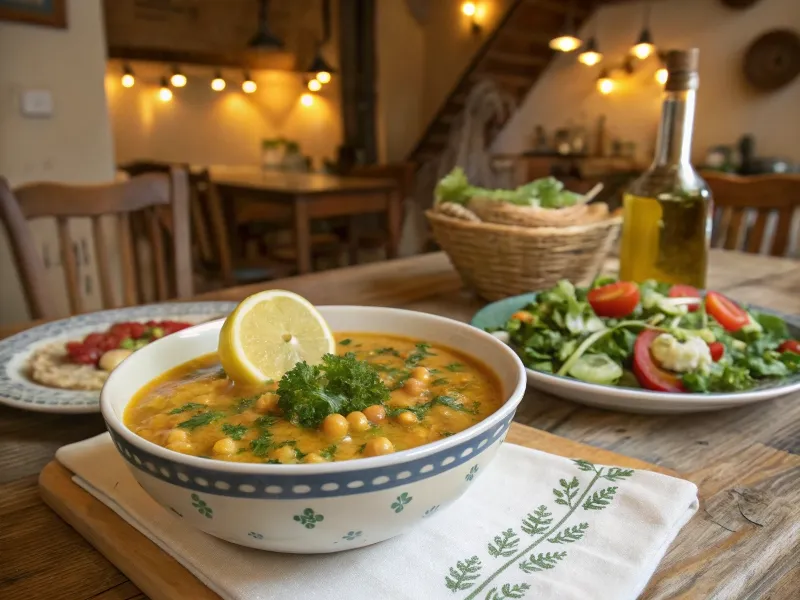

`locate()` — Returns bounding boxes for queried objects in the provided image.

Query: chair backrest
[0,168,192,319]
[703,171,800,257]
[118,162,234,288]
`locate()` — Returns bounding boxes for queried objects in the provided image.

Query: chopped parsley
[405,342,436,367]
[375,347,401,357]
[254,415,278,428]
[178,411,223,430]
[168,402,204,415]
[445,363,464,372]
[431,377,449,386]
[235,395,260,413]
[221,423,248,441]
[320,444,338,460]
[339,339,352,346]
[357,443,367,454]
[386,395,478,420]
[250,430,274,457]
[441,431,455,437]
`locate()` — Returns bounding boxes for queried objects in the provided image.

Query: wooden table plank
[206,166,397,196]
[0,249,798,600]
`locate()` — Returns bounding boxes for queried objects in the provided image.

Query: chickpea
[411,366,431,383]
[404,377,426,396]
[363,437,395,457]
[273,444,297,463]
[255,393,278,413]
[212,437,237,456]
[346,411,370,432]
[167,440,193,454]
[304,453,326,464]
[431,405,455,420]
[363,404,386,423]
[166,429,188,445]
[149,413,172,430]
[98,349,133,372]
[396,411,419,426]
[321,414,349,439]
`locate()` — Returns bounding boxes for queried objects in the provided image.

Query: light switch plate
[20,89,54,118]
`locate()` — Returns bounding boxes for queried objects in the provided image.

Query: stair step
[485,50,549,68]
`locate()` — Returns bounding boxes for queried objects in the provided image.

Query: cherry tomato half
[587,282,640,318]
[708,341,725,362]
[632,330,685,393]
[705,291,749,332]
[778,340,800,354]
[668,284,701,312]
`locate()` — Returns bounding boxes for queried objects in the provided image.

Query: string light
[316,71,331,84]
[300,93,314,106]
[655,67,668,85]
[211,72,226,91]
[170,67,187,88]
[578,37,602,66]
[158,77,173,102]
[597,70,614,94]
[121,64,135,88]
[461,1,476,16]
[631,2,655,59]
[307,79,322,92]
[549,0,581,52]
[242,73,257,94]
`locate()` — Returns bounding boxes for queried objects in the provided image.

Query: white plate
[0,302,237,414]
[471,293,800,414]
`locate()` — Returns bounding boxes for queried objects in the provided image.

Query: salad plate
[0,302,237,414]
[471,286,800,414]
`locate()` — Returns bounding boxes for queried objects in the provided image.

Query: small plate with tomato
[471,280,800,414]
[0,302,237,413]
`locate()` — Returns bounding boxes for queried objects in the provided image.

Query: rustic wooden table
[1,250,798,600]
[206,167,401,274]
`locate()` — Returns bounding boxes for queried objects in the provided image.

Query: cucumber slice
[568,353,623,385]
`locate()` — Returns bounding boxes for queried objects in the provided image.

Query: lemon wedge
[218,290,334,384]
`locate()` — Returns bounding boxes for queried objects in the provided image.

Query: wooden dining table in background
[202,166,402,274]
[0,249,798,599]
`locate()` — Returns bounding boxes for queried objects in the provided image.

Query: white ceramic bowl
[101,306,527,553]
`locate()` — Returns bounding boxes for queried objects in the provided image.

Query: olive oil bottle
[619,49,711,287]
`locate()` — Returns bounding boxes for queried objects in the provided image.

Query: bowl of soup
[101,306,526,553]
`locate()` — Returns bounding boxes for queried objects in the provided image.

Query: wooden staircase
[409,0,599,163]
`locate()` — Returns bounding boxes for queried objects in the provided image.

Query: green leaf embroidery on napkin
[443,459,635,599]
[445,556,483,592]
[547,523,589,544]
[485,583,531,599]
[487,529,520,558]
[518,551,567,573]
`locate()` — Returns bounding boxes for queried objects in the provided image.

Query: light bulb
[316,71,331,84]
[578,50,602,66]
[549,35,582,52]
[170,72,187,88]
[655,67,668,85]
[597,76,614,95]
[461,1,476,16]
[307,79,322,92]
[631,42,654,60]
[242,79,257,94]
[211,76,226,91]
[158,86,173,102]
[300,93,314,106]
[121,73,135,88]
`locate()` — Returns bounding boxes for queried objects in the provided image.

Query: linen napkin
[56,434,697,600]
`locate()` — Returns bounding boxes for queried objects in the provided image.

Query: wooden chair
[340,162,414,263]
[0,169,192,320]
[702,172,800,257]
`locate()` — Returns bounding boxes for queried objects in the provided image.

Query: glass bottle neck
[652,89,696,167]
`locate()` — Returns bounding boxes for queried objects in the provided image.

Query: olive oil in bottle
[619,49,712,287]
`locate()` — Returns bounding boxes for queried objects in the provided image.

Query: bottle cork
[665,48,700,91]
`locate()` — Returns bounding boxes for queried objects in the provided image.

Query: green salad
[491,278,800,393]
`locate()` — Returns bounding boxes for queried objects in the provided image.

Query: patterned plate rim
[470,292,800,400]
[0,302,238,414]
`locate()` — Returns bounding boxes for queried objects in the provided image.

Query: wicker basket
[469,198,609,228]
[427,210,622,301]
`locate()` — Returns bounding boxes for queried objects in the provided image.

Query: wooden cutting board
[39,423,678,600]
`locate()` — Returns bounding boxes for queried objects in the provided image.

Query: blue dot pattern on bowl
[0,302,236,409]
[107,413,514,500]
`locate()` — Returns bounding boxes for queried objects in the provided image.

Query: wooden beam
[485,50,549,68]
[107,46,296,71]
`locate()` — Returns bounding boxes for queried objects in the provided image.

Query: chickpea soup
[124,333,504,463]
